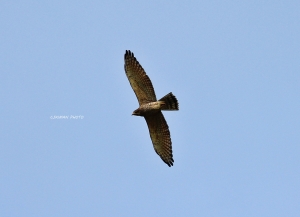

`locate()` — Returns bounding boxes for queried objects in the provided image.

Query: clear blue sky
[1,1,299,216]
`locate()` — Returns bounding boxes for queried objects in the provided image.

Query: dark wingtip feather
[164,157,174,167]
[125,50,134,59]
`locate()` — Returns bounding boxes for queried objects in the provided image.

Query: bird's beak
[132,109,140,116]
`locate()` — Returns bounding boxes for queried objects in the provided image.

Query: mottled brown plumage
[124,50,179,167]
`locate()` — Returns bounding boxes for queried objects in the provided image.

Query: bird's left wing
[124,50,157,105]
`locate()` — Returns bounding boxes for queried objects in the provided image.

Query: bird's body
[124,50,179,167]
[133,101,165,116]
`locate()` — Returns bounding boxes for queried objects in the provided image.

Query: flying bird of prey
[124,50,179,167]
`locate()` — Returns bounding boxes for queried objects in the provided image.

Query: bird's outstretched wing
[124,50,157,105]
[144,112,174,167]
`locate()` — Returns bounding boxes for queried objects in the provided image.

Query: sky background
[1,1,300,216]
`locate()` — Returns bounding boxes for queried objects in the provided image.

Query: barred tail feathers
[159,92,179,110]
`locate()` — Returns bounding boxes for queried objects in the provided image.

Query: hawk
[124,50,179,167]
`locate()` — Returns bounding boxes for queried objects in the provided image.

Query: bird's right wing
[144,112,174,167]
[124,50,157,105]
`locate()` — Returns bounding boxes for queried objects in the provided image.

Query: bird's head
[132,108,142,116]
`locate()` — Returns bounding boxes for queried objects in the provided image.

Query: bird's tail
[159,92,179,110]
